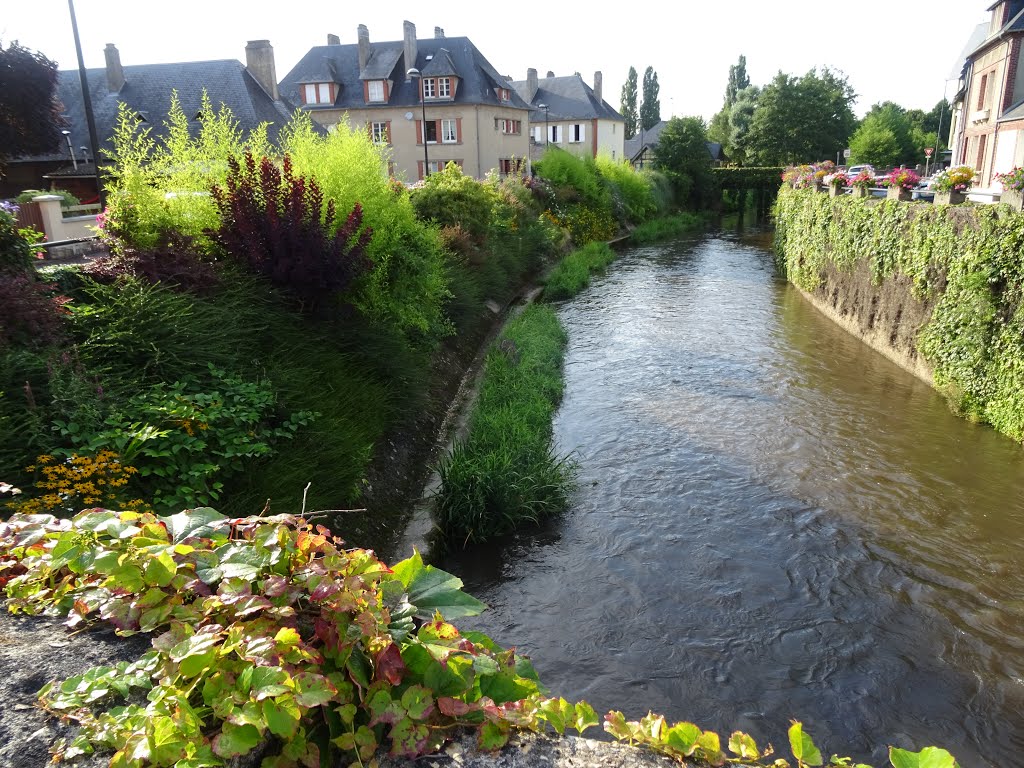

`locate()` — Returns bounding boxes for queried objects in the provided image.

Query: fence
[13,201,44,233]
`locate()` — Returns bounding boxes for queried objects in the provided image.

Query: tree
[725,55,750,109]
[848,120,901,167]
[745,68,856,165]
[708,55,751,158]
[0,41,63,167]
[640,66,661,131]
[860,102,915,165]
[621,66,639,140]
[652,115,711,208]
[728,86,760,165]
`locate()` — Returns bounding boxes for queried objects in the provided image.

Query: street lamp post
[62,130,78,171]
[406,68,430,178]
[538,103,549,146]
[68,0,104,206]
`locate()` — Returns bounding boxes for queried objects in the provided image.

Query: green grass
[433,305,576,546]
[542,242,617,301]
[629,212,705,244]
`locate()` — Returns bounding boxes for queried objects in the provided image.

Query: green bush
[595,156,659,223]
[411,162,498,244]
[543,242,617,301]
[434,305,576,545]
[15,188,80,207]
[630,212,704,244]
[534,148,610,212]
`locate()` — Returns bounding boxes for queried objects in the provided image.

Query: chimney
[434,26,445,39]
[546,70,555,78]
[245,40,279,100]
[403,20,418,79]
[104,44,125,93]
[593,71,603,104]
[357,25,370,71]
[527,68,538,102]
[327,33,340,45]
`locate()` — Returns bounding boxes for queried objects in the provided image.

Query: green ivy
[774,187,1024,441]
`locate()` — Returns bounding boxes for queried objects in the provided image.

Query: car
[847,164,876,179]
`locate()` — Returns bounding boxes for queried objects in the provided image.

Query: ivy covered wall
[774,187,1024,443]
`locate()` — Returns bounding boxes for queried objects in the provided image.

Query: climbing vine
[0,508,958,768]
[774,187,1024,441]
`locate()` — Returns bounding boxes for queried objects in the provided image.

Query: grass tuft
[629,213,705,244]
[542,242,617,301]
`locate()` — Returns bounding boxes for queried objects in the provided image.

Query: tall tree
[745,68,856,165]
[728,85,760,164]
[621,66,639,140]
[652,115,711,209]
[640,66,661,131]
[0,41,63,168]
[848,120,901,167]
[860,102,915,165]
[725,55,750,108]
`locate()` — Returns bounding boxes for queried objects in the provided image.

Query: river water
[440,229,1024,767]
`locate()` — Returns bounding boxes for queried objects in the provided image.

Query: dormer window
[423,79,436,99]
[366,80,385,103]
[497,87,510,102]
[303,83,335,105]
[438,77,451,97]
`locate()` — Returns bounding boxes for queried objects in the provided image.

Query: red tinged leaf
[375,643,405,685]
[437,697,473,717]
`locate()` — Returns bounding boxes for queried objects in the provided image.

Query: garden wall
[774,187,1024,443]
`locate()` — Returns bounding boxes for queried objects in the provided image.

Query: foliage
[281,113,450,343]
[851,170,875,189]
[931,166,974,193]
[0,271,70,348]
[546,204,617,246]
[543,242,618,301]
[0,41,63,163]
[16,188,80,207]
[434,306,576,545]
[712,167,785,191]
[849,120,901,168]
[629,213,704,244]
[725,55,751,108]
[1,201,43,273]
[640,66,661,131]
[7,451,146,516]
[534,149,610,212]
[86,235,222,296]
[652,116,713,209]
[727,85,761,164]
[620,66,639,140]
[595,156,661,223]
[410,162,498,244]
[782,163,836,189]
[210,152,373,311]
[824,171,850,188]
[746,68,856,166]
[774,187,1024,442]
[994,166,1024,191]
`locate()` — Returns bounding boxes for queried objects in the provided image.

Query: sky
[1,1,992,122]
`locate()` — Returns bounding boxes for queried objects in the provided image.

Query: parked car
[847,164,876,179]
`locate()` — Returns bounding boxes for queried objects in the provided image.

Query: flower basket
[1001,188,1024,211]
[887,186,912,202]
[934,190,966,205]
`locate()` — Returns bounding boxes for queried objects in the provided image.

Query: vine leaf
[889,746,960,768]
[391,549,487,620]
[212,722,262,758]
[789,721,823,767]
[162,507,227,543]
[729,730,759,759]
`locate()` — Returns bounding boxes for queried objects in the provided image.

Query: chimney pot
[357,24,370,71]
[104,43,125,93]
[546,70,555,78]
[327,33,340,45]
[527,68,538,102]
[245,40,279,100]
[593,71,603,104]
[434,26,445,38]
[403,20,418,79]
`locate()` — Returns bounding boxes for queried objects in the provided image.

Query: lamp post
[67,0,104,206]
[62,130,78,171]
[538,103,549,146]
[406,67,430,178]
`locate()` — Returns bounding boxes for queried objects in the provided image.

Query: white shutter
[304,84,316,104]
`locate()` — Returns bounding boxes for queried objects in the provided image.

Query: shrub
[15,188,79,207]
[0,202,43,273]
[0,273,70,348]
[210,152,373,311]
[534,148,610,212]
[630,212,704,244]
[411,162,497,244]
[543,242,618,300]
[595,156,659,223]
[84,234,221,295]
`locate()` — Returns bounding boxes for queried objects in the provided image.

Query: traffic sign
[843,148,851,158]
[925,148,933,157]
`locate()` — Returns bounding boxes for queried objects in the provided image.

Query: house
[623,120,727,169]
[510,70,624,162]
[279,22,532,181]
[949,0,1024,189]
[1,41,300,200]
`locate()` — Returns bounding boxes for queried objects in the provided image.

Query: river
[439,229,1024,767]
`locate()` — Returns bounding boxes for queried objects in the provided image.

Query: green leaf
[889,746,959,768]
[479,670,537,704]
[789,721,823,767]
[262,696,301,739]
[162,508,227,543]
[478,720,510,751]
[212,722,261,759]
[390,549,486,620]
[143,551,177,587]
[389,717,431,757]
[400,685,435,721]
[665,722,701,756]
[179,649,217,678]
[729,730,759,759]
[423,654,474,697]
[539,698,574,734]
[573,701,599,734]
[292,672,337,708]
[250,667,292,700]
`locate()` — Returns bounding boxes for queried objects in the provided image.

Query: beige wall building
[279,22,531,182]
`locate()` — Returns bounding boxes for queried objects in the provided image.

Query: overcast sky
[2,1,990,122]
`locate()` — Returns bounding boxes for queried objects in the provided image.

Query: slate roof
[15,58,300,164]
[280,37,532,112]
[510,74,623,123]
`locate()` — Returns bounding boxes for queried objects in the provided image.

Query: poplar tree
[640,67,661,131]
[620,66,639,139]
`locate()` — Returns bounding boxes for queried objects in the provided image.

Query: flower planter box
[1001,188,1024,211]
[887,186,912,202]
[828,185,845,198]
[850,186,870,199]
[934,190,967,205]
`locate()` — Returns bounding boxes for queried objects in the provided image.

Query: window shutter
[456,118,463,144]
[415,120,422,145]
[579,123,585,142]
[385,121,392,144]
[435,120,442,142]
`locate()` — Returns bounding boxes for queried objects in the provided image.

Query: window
[367,80,385,102]
[420,159,462,179]
[442,118,458,143]
[499,158,523,176]
[977,73,989,110]
[423,78,436,98]
[371,121,390,144]
[977,133,988,173]
[495,118,521,135]
[570,123,585,143]
[303,82,334,105]
[532,126,542,143]
[438,77,451,97]
[424,120,438,143]
[549,125,561,143]
[497,87,510,102]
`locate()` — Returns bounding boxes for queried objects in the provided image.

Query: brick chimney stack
[104,44,125,93]
[245,40,279,100]
[546,70,555,78]
[327,33,340,45]
[593,71,603,104]
[403,20,418,80]
[434,26,445,39]
[357,25,370,71]
[527,68,538,102]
